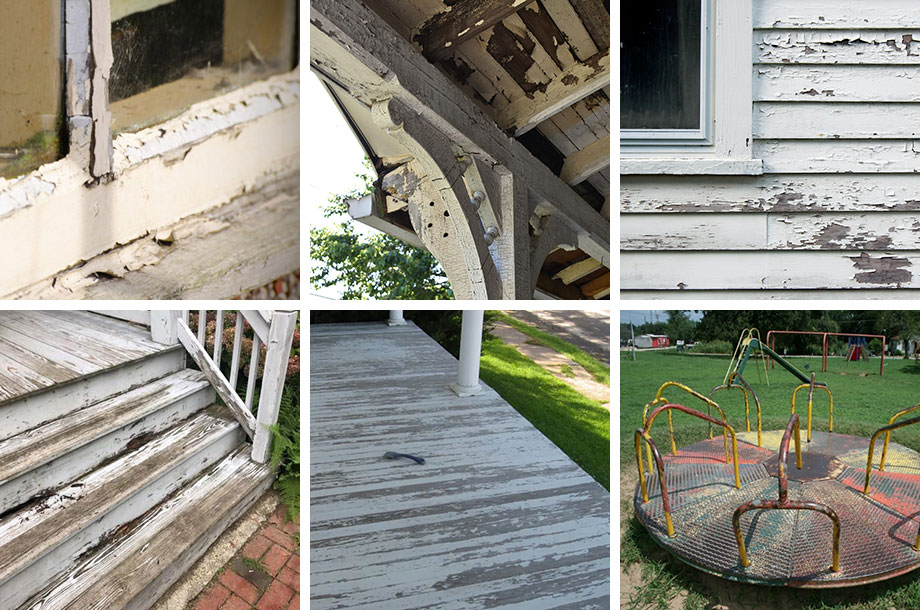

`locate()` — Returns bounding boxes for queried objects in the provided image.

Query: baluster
[230,312,243,389]
[197,309,207,348]
[245,334,261,411]
[213,310,224,369]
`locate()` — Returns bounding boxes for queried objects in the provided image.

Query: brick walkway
[190,504,300,610]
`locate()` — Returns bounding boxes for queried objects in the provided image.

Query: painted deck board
[0,311,178,408]
[310,322,610,610]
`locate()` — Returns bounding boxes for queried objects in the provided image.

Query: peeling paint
[850,252,912,285]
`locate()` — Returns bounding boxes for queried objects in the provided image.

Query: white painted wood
[756,31,920,65]
[0,413,242,610]
[560,135,609,185]
[197,310,206,345]
[755,102,920,139]
[450,311,484,397]
[150,311,179,345]
[241,310,271,344]
[621,212,920,251]
[387,310,407,326]
[23,447,272,610]
[310,322,609,608]
[176,320,256,438]
[251,311,297,464]
[755,66,920,102]
[621,251,920,290]
[754,1,920,29]
[213,310,224,365]
[245,334,261,413]
[754,140,920,173]
[553,258,601,284]
[229,312,244,389]
[89,311,151,326]
[620,158,764,175]
[622,289,920,299]
[0,371,213,514]
[90,0,113,177]
[0,349,184,442]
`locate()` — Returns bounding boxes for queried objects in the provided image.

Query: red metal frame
[766,330,886,376]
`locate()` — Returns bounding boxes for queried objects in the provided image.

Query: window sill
[620,158,763,176]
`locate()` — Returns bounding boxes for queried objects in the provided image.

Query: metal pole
[451,310,484,397]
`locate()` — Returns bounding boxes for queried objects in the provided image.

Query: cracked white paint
[0,173,58,219]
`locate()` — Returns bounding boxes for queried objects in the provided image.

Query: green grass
[241,556,267,574]
[480,337,610,489]
[559,364,575,378]
[621,350,920,609]
[494,312,610,385]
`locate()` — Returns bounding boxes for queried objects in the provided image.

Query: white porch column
[451,310,484,397]
[387,310,407,326]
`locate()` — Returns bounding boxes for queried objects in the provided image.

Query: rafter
[568,0,610,50]
[560,134,610,185]
[496,50,609,136]
[414,0,538,63]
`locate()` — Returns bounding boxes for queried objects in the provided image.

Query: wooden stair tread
[0,412,239,585]
[0,369,210,487]
[21,447,273,610]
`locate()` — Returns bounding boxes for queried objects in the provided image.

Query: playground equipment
[728,329,827,387]
[765,330,886,376]
[634,374,920,587]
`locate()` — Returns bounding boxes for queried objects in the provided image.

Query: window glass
[0,0,64,179]
[110,0,297,134]
[621,1,701,130]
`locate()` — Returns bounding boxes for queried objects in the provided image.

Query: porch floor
[0,311,173,405]
[310,322,610,609]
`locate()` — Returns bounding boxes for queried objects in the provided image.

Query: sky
[620,311,704,325]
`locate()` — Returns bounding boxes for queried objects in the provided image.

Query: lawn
[480,334,610,490]
[620,349,920,610]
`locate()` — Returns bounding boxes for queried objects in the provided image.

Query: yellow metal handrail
[880,403,920,471]
[791,372,833,442]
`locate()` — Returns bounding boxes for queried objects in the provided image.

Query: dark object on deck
[382,451,425,465]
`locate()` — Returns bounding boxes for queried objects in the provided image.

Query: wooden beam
[580,271,609,299]
[568,0,609,50]
[560,134,610,185]
[497,51,609,136]
[553,257,601,284]
[311,0,609,267]
[414,0,538,63]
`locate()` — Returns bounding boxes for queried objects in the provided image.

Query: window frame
[620,0,763,176]
[620,0,713,146]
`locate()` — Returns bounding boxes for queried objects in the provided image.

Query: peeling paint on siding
[850,252,912,285]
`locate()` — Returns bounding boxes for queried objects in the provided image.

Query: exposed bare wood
[497,50,609,135]
[414,0,539,62]
[567,0,609,50]
[580,271,609,298]
[553,257,601,284]
[90,0,113,177]
[560,134,609,185]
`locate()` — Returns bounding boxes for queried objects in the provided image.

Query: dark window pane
[0,0,64,179]
[621,1,702,130]
[110,0,297,134]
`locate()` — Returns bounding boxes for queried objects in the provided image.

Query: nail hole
[429,201,435,207]
[427,223,432,228]
[443,232,449,238]
[443,211,450,217]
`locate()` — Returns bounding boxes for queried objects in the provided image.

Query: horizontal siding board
[754,140,920,173]
[622,250,920,290]
[621,289,920,299]
[621,212,920,250]
[754,102,920,139]
[755,31,920,64]
[755,66,920,102]
[754,2,920,29]
[621,175,920,213]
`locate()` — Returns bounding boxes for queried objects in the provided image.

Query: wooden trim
[176,319,256,438]
[415,0,538,63]
[251,311,297,463]
[88,310,151,326]
[241,311,271,344]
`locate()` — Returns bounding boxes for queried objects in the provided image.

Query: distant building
[636,334,670,349]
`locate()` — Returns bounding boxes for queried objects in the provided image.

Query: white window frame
[620,0,713,146]
[621,0,763,176]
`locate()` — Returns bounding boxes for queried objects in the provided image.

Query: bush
[689,340,733,354]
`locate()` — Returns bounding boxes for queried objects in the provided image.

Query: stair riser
[0,424,243,610]
[0,386,215,515]
[123,473,274,610]
[0,349,185,443]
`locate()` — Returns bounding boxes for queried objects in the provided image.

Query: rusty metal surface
[635,432,920,587]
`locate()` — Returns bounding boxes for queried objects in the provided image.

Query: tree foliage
[310,160,453,300]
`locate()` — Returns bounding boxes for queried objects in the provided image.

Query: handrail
[730,372,762,446]
[732,413,840,573]
[642,381,728,465]
[637,403,742,539]
[709,371,763,446]
[880,403,920,471]
[791,372,834,442]
[863,412,920,495]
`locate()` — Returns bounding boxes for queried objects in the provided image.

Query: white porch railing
[151,310,298,464]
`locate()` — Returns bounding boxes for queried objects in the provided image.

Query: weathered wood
[310,322,609,608]
[622,251,920,290]
[89,310,151,325]
[150,311,179,344]
[414,0,538,62]
[229,312,244,389]
[621,212,920,251]
[0,371,212,514]
[755,66,920,103]
[560,134,609,185]
[621,158,764,176]
[754,140,920,174]
[90,0,114,177]
[177,320,256,438]
[755,102,920,139]
[0,413,241,610]
[496,51,609,136]
[567,0,609,50]
[241,311,271,344]
[251,311,297,464]
[23,448,272,610]
[311,0,609,267]
[244,334,260,412]
[756,32,920,66]
[553,257,601,284]
[754,1,920,29]
[623,289,920,300]
[579,271,609,299]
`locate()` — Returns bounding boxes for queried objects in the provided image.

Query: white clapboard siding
[754,103,920,139]
[756,32,920,65]
[621,213,920,251]
[754,1,920,29]
[622,289,920,300]
[754,140,920,173]
[755,66,920,102]
[311,322,609,609]
[622,250,920,290]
